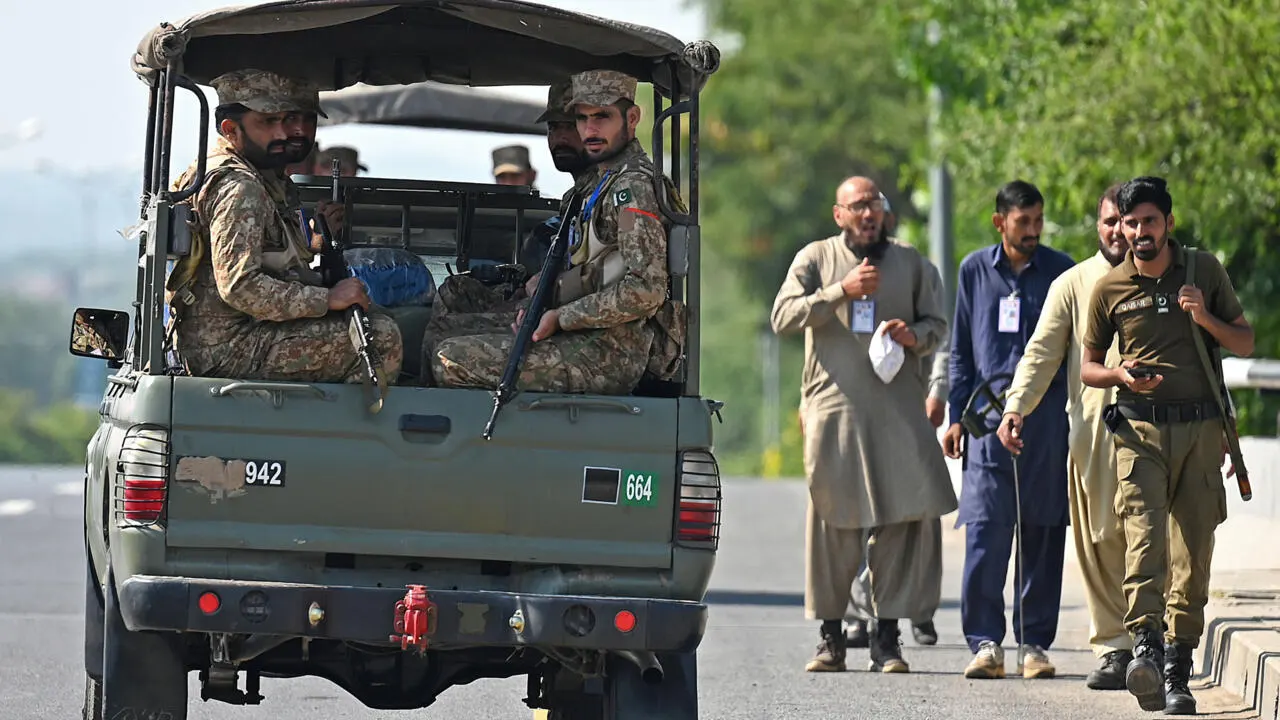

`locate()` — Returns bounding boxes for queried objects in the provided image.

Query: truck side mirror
[69,308,130,361]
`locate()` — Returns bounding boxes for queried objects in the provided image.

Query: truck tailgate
[161,377,680,569]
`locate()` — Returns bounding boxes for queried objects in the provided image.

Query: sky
[1,0,709,200]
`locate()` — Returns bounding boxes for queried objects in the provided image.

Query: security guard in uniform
[1081,176,1254,715]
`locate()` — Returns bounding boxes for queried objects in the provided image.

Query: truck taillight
[115,424,170,526]
[676,451,721,550]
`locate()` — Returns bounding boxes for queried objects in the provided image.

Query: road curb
[1196,607,1280,716]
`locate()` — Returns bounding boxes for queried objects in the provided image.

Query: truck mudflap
[116,575,706,653]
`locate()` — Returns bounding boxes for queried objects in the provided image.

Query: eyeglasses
[835,199,883,213]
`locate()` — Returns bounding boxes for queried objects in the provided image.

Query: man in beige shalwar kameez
[771,176,957,674]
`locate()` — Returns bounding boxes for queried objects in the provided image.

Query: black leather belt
[1115,400,1220,424]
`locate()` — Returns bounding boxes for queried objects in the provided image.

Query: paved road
[0,467,1254,719]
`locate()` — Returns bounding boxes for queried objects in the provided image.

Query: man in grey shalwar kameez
[771,176,957,673]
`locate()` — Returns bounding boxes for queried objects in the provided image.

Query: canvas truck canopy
[318,81,547,135]
[130,0,720,100]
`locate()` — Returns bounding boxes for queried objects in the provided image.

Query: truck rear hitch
[390,585,437,653]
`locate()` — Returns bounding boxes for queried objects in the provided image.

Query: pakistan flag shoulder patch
[613,187,633,206]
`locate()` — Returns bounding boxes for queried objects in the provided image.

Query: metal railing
[1223,358,1280,391]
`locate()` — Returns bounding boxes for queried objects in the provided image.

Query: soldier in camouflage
[166,68,404,384]
[431,77,597,319]
[424,69,670,395]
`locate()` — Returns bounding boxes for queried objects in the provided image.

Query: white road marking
[0,499,36,516]
[54,482,82,496]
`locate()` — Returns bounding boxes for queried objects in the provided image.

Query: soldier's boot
[845,619,869,649]
[868,617,909,673]
[805,621,846,672]
[1163,642,1196,715]
[1086,649,1133,690]
[1126,624,1167,712]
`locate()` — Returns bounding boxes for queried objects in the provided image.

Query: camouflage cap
[492,144,533,177]
[210,68,328,119]
[564,70,637,110]
[535,79,575,124]
[316,145,368,173]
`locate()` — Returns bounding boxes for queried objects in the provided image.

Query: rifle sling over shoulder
[1182,245,1250,488]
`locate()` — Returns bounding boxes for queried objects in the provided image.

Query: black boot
[1126,625,1166,711]
[1163,642,1196,715]
[868,618,909,673]
[1086,649,1133,690]
[845,619,869,648]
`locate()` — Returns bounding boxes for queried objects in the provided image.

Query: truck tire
[82,675,102,720]
[84,557,104,682]
[101,567,190,720]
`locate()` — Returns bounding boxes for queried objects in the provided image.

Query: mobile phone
[1128,366,1157,380]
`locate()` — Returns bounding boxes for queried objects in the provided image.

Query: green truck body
[71,2,724,718]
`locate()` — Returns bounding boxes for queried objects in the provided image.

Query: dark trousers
[961,521,1067,653]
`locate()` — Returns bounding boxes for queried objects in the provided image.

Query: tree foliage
[688,0,931,473]
[881,0,1280,433]
[691,0,928,303]
[0,388,97,465]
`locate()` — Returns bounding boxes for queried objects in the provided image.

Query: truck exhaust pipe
[614,650,664,684]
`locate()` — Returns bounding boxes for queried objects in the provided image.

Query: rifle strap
[1182,247,1227,416]
[1183,246,1248,475]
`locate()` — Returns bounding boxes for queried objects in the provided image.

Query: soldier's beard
[239,134,313,170]
[584,129,632,165]
[551,145,591,175]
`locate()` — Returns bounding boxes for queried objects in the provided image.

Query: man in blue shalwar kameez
[941,180,1075,679]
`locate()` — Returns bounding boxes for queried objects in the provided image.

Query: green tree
[0,388,98,464]
[884,0,1280,434]
[688,0,933,473]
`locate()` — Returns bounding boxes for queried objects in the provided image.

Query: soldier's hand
[997,412,1024,454]
[313,200,346,235]
[925,396,945,428]
[941,423,964,460]
[524,271,542,299]
[1118,359,1163,392]
[327,277,371,312]
[1177,284,1209,326]
[532,309,561,342]
[884,319,917,348]
[840,258,879,298]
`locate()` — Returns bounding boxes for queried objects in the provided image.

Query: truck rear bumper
[117,575,706,653]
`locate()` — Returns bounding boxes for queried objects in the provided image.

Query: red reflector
[198,591,221,615]
[614,610,637,633]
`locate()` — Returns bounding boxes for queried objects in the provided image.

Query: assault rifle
[482,193,584,440]
[315,157,386,414]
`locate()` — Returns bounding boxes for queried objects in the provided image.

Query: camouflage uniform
[426,70,667,395]
[423,78,599,356]
[167,69,403,383]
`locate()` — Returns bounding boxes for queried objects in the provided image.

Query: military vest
[165,142,320,325]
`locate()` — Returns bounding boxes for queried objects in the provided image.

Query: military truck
[68,2,723,719]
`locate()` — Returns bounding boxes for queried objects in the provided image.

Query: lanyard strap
[582,170,613,221]
[567,170,613,268]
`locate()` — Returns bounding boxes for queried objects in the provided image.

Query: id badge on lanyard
[851,297,876,334]
[998,293,1021,333]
